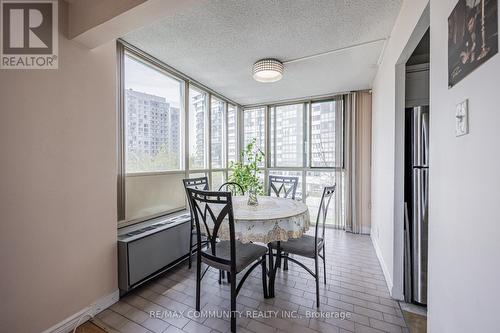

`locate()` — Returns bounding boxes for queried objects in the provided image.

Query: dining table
[216,195,311,297]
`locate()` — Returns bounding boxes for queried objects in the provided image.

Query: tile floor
[97,230,409,333]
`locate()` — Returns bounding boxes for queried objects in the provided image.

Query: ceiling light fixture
[253,58,283,83]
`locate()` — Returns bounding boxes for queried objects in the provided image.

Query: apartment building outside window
[243,97,344,227]
[119,45,239,226]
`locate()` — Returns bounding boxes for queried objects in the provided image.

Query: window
[305,171,341,226]
[119,46,238,227]
[243,107,266,166]
[310,99,343,168]
[189,87,208,169]
[122,52,186,223]
[124,54,183,173]
[211,171,225,190]
[227,104,238,163]
[270,104,304,167]
[211,97,225,168]
[243,97,345,228]
[119,44,345,228]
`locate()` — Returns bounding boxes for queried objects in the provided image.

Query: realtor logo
[1,0,58,69]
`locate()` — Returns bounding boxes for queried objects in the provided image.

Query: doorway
[392,3,429,304]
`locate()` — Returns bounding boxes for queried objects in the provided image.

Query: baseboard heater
[118,211,191,295]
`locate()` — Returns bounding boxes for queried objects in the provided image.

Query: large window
[211,97,225,168]
[189,87,208,170]
[123,52,186,223]
[310,99,343,168]
[119,46,239,227]
[227,104,238,163]
[243,107,265,150]
[243,98,345,227]
[243,107,266,166]
[306,171,342,227]
[270,103,304,167]
[124,54,183,173]
[120,45,344,228]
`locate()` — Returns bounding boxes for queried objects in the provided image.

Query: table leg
[267,243,274,297]
[268,241,281,298]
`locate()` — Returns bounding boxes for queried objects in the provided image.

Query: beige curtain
[344,91,372,234]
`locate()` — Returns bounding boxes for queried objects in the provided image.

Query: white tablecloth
[217,196,310,243]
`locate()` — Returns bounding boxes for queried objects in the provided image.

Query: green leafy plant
[228,138,265,194]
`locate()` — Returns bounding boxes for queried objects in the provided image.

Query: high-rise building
[190,91,206,168]
[210,99,224,168]
[125,89,180,171]
[310,101,337,167]
[270,105,304,167]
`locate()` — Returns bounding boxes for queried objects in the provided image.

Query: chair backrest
[315,185,336,248]
[268,175,299,199]
[183,176,209,191]
[183,177,210,229]
[186,188,236,269]
[218,182,245,196]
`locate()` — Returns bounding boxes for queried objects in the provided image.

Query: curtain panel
[344,91,372,234]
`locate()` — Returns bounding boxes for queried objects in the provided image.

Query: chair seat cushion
[202,241,267,273]
[270,235,323,258]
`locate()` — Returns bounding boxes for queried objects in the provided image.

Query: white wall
[373,0,500,331]
[371,0,429,296]
[0,5,118,333]
[427,0,500,332]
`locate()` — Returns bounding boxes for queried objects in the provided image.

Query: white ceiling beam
[69,0,199,49]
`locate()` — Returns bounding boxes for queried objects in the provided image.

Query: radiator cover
[118,212,191,294]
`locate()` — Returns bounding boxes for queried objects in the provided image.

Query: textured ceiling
[123,0,402,105]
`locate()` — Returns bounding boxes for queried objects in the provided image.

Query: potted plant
[227,139,265,205]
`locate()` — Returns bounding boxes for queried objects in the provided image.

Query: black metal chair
[218,182,245,196]
[267,175,299,200]
[267,175,299,269]
[269,185,336,307]
[183,177,210,269]
[187,188,268,332]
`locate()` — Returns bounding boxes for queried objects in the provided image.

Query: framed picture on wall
[448,0,498,88]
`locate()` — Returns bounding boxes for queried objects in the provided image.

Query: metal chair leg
[261,255,268,298]
[283,252,289,271]
[315,256,320,308]
[322,245,327,285]
[195,253,201,311]
[230,269,237,332]
[188,232,193,269]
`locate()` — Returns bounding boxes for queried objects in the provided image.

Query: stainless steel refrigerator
[404,106,429,305]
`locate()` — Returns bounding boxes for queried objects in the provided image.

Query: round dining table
[216,195,311,297]
[215,195,310,243]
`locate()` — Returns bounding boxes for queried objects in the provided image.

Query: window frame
[188,84,209,170]
[268,102,307,168]
[242,95,346,228]
[123,51,186,174]
[210,95,226,169]
[118,41,241,228]
[308,96,345,169]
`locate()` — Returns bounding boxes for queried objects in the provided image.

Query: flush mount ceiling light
[253,59,284,83]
